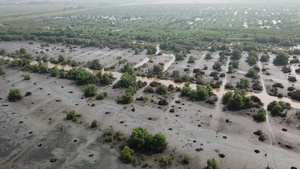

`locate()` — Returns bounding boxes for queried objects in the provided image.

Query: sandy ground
[0,41,148,69]
[0,67,300,169]
[1,42,300,169]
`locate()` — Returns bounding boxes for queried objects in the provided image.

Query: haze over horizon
[0,0,299,4]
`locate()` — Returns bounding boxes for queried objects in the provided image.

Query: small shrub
[96,92,105,100]
[51,67,60,77]
[182,154,191,164]
[188,55,196,63]
[253,108,267,122]
[66,110,77,121]
[206,158,218,169]
[121,146,136,163]
[121,92,133,104]
[142,161,150,168]
[91,119,98,128]
[158,99,169,105]
[24,74,31,80]
[160,156,173,167]
[0,66,6,75]
[8,89,23,102]
[84,84,97,97]
[156,84,168,95]
[205,53,212,59]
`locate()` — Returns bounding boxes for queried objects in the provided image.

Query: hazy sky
[0,0,299,4]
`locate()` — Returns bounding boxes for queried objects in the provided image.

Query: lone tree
[51,67,60,77]
[8,89,23,102]
[153,64,163,74]
[121,92,133,104]
[84,84,97,97]
[232,49,241,60]
[121,146,136,163]
[253,108,267,122]
[156,84,168,95]
[87,59,102,70]
[24,74,31,80]
[188,55,196,63]
[147,45,157,55]
[128,127,168,153]
[273,51,290,65]
[213,60,222,71]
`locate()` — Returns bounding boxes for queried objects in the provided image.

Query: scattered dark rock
[218,153,225,158]
[144,87,155,93]
[259,135,266,142]
[175,100,181,104]
[50,159,58,163]
[282,128,287,132]
[195,148,203,152]
[282,65,291,73]
[290,59,299,64]
[25,92,32,97]
[286,145,293,149]
[223,136,227,139]
[136,96,144,101]
[288,76,297,82]
[225,83,234,90]
[38,143,43,147]
[288,87,295,91]
[210,72,218,77]
[288,90,300,101]
[253,130,262,136]
[206,94,218,105]
[254,150,260,153]
[89,154,94,157]
[149,81,161,87]
[272,83,284,88]
[169,108,175,113]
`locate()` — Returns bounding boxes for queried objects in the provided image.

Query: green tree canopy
[273,51,289,65]
[8,88,23,102]
[153,64,163,74]
[84,84,97,97]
